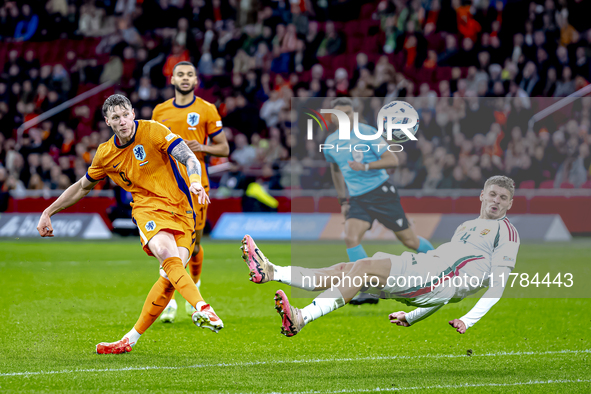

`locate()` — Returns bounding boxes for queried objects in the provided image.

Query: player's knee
[153,245,174,261]
[336,262,353,271]
[344,234,361,248]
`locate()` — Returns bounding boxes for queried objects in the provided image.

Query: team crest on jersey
[352,151,364,162]
[187,112,200,126]
[145,221,156,232]
[480,229,490,236]
[133,145,146,161]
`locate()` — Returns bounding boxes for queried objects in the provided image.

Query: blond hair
[484,175,515,199]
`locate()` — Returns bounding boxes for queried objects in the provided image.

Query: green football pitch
[0,239,590,392]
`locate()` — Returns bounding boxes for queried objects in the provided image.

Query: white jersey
[380,216,520,307]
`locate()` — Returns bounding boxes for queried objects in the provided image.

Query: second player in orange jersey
[152,61,229,322]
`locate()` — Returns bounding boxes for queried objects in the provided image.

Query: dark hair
[331,97,354,108]
[102,94,132,117]
[173,61,196,75]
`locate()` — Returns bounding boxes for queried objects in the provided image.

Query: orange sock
[134,276,175,334]
[161,257,204,308]
[189,246,204,283]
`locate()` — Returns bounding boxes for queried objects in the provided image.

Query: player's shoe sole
[274,290,301,337]
[241,234,272,283]
[349,292,380,305]
[96,338,132,355]
[192,304,224,333]
[159,305,177,323]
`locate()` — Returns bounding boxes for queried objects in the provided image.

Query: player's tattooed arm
[171,140,210,205]
[171,140,202,177]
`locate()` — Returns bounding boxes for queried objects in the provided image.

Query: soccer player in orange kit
[37,94,224,354]
[152,61,229,322]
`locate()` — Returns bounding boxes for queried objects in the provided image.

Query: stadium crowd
[1,0,591,201]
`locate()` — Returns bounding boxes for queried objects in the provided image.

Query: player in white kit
[240,176,520,336]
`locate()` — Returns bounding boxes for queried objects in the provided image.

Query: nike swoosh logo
[113,162,121,169]
[175,275,184,285]
[152,301,164,307]
[161,118,170,122]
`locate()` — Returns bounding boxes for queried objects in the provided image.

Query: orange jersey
[152,96,223,192]
[86,119,194,218]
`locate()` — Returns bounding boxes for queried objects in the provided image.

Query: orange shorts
[192,195,209,231]
[133,209,196,257]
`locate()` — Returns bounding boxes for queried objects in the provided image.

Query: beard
[174,83,196,95]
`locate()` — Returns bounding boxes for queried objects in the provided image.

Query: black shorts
[347,181,410,232]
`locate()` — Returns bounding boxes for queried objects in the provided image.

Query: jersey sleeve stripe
[503,219,512,242]
[510,223,519,242]
[85,173,104,182]
[503,219,515,242]
[166,138,182,155]
[167,155,196,225]
[209,128,223,137]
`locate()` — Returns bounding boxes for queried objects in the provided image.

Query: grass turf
[0,239,590,393]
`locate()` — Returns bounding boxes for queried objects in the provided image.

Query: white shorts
[366,251,455,308]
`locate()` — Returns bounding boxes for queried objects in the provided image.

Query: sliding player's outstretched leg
[273,288,346,337]
[241,234,274,283]
[241,234,356,289]
[270,255,392,337]
[274,290,305,337]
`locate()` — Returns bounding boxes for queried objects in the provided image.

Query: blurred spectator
[14,4,39,41]
[259,91,285,128]
[554,144,589,188]
[100,56,123,84]
[231,134,257,167]
[554,67,575,97]
[316,21,345,57]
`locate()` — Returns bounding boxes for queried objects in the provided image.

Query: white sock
[301,288,346,326]
[124,328,141,347]
[273,265,291,284]
[196,300,207,310]
[166,298,177,309]
[196,280,201,289]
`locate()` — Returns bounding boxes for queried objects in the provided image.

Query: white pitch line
[0,349,589,378]
[271,379,591,394]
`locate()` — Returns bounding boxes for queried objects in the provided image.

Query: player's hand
[389,311,410,327]
[189,182,211,205]
[37,212,54,237]
[448,319,467,334]
[186,140,206,153]
[348,160,364,171]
